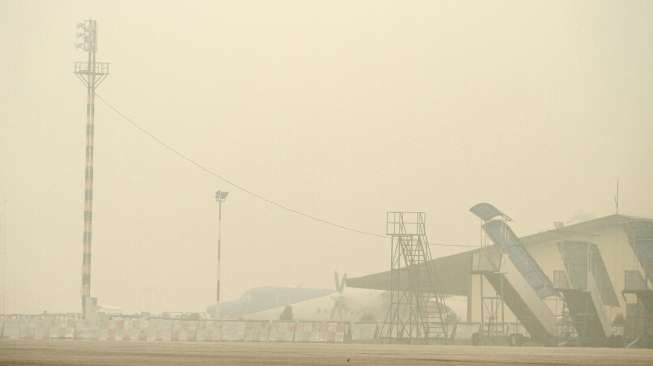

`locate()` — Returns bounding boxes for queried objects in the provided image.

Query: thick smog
[2,1,653,365]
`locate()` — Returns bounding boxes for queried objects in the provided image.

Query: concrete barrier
[2,316,368,344]
[351,322,377,341]
[210,321,222,342]
[33,319,50,340]
[2,319,21,339]
[451,323,480,343]
[21,319,31,339]
[145,320,157,342]
[155,319,173,342]
[334,322,348,343]
[64,319,76,339]
[140,319,150,340]
[173,320,197,342]
[194,321,210,342]
[74,320,97,340]
[116,319,127,341]
[268,321,296,342]
[221,321,246,341]
[243,321,269,342]
[48,318,61,339]
[103,319,126,341]
[316,322,346,343]
[49,318,75,339]
[19,319,34,339]
[124,319,141,341]
[294,321,321,342]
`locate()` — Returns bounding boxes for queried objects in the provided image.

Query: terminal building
[348,206,653,346]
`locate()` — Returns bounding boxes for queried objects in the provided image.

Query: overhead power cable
[96,94,477,248]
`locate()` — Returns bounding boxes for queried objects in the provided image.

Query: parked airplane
[207,286,334,319]
[209,272,467,323]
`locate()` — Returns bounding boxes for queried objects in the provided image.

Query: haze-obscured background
[1,0,652,314]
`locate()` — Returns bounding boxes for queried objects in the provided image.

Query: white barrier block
[123,319,138,341]
[212,321,223,342]
[75,320,97,340]
[194,322,209,342]
[154,319,173,342]
[173,320,197,342]
[115,319,126,341]
[293,322,309,342]
[49,318,71,339]
[201,321,217,342]
[137,320,148,341]
[221,321,246,341]
[331,322,347,343]
[452,323,480,342]
[316,322,330,343]
[268,321,296,342]
[326,322,338,343]
[144,320,157,342]
[102,319,126,341]
[64,324,75,339]
[351,323,377,341]
[136,319,148,341]
[19,319,33,339]
[196,321,221,342]
[244,321,268,342]
[98,326,109,341]
[33,319,50,340]
[61,318,76,339]
[50,326,63,339]
[2,319,21,339]
[294,322,321,343]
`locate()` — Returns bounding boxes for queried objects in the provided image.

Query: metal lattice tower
[74,19,109,318]
[379,212,449,343]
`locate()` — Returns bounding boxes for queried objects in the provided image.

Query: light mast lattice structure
[378,212,449,343]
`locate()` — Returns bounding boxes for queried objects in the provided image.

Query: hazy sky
[2,0,652,314]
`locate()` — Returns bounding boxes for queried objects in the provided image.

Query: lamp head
[215,191,229,202]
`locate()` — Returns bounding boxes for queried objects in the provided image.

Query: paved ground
[1,340,653,366]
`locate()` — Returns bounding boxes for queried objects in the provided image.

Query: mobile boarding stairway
[623,220,653,347]
[471,203,558,345]
[554,241,619,346]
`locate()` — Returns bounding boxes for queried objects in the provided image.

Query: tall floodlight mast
[214,190,229,319]
[74,19,109,318]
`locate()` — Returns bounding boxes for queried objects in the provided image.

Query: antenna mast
[74,19,109,318]
[615,179,620,215]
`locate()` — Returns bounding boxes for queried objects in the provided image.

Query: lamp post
[214,190,229,319]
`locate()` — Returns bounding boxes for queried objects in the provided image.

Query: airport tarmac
[1,340,653,366]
